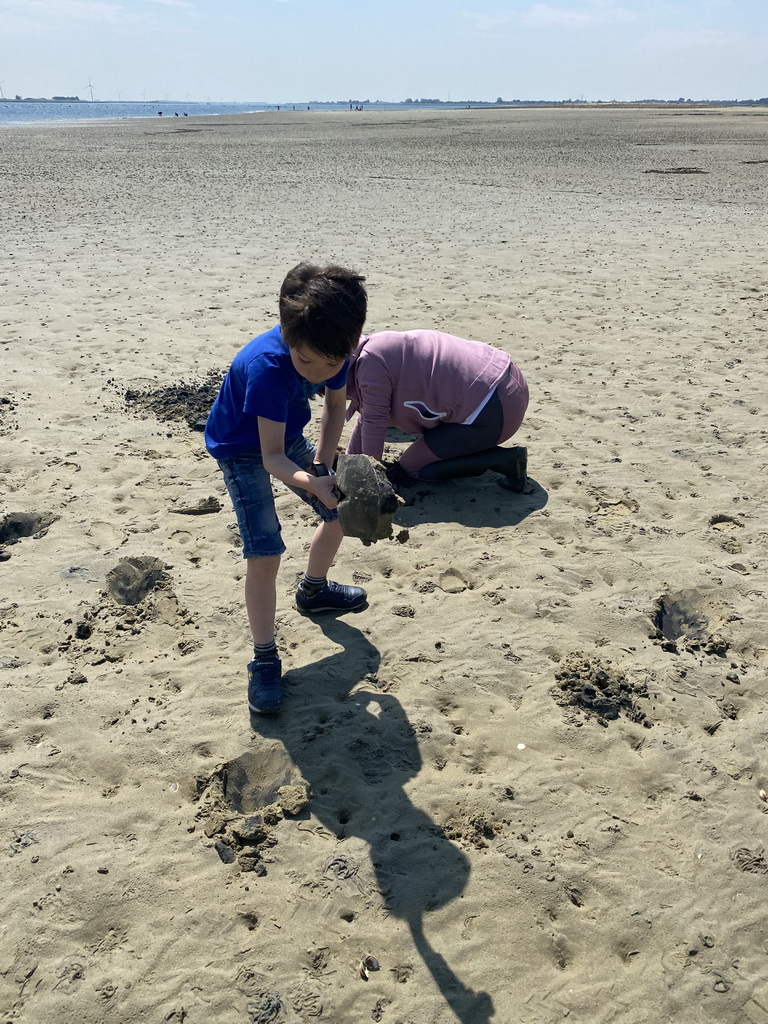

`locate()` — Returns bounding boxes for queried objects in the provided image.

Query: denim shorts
[217,435,338,559]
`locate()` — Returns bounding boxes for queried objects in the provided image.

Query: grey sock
[253,641,278,660]
[300,574,327,596]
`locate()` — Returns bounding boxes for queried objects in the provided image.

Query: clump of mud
[442,808,509,850]
[195,748,310,872]
[553,651,651,727]
[0,396,18,437]
[124,369,223,431]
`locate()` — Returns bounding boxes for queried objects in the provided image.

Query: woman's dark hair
[279,262,367,360]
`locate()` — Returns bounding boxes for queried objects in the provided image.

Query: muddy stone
[106,556,167,606]
[335,454,404,545]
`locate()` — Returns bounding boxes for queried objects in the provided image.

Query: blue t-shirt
[205,325,349,459]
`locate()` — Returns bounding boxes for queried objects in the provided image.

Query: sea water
[0,100,268,126]
[0,99,490,127]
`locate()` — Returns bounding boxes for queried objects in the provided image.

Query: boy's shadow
[250,618,494,1024]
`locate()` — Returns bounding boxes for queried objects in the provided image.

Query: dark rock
[335,454,404,546]
[214,840,236,864]
[171,496,222,515]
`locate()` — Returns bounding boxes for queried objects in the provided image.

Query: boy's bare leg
[245,555,280,645]
[306,518,344,579]
[296,518,366,614]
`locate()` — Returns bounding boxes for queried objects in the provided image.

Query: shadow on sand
[249,618,494,1024]
[394,476,548,531]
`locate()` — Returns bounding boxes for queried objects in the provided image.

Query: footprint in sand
[709,514,743,532]
[86,521,126,551]
[590,488,639,518]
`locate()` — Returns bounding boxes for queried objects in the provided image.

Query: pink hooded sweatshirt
[346,330,513,461]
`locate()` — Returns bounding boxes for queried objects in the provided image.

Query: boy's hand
[306,470,339,510]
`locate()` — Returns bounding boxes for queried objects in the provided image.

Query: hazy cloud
[464,2,639,35]
[461,10,517,33]
[144,0,195,8]
[636,27,760,50]
[521,2,638,28]
[0,0,127,28]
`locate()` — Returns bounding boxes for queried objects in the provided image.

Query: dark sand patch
[123,369,223,431]
[552,651,651,727]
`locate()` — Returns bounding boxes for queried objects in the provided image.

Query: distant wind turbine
[84,79,95,101]
[0,82,5,100]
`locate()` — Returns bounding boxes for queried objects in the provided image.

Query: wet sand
[2,106,768,1024]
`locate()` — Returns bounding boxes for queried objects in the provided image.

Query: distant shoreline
[3,97,85,103]
[3,97,768,108]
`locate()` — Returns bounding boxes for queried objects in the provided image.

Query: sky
[0,0,766,104]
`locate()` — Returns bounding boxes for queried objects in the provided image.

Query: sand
[1,105,768,1024]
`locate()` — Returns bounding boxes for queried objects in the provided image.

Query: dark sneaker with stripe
[247,655,283,714]
[295,580,367,615]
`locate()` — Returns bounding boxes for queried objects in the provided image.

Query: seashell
[759,790,767,802]
[359,954,380,980]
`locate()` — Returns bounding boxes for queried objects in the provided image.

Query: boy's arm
[314,385,347,469]
[258,416,338,509]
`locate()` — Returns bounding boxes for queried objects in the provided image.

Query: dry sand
[2,106,768,1024]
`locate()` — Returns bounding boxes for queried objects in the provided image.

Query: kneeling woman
[345,330,529,489]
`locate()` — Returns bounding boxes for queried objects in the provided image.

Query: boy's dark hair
[279,263,367,360]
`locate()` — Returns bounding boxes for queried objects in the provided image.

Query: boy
[205,263,368,715]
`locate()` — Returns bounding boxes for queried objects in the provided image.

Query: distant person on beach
[345,330,529,490]
[205,264,369,715]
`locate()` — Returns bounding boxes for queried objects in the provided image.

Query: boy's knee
[246,555,280,581]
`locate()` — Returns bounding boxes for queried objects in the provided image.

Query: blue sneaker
[247,655,283,714]
[295,580,367,615]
